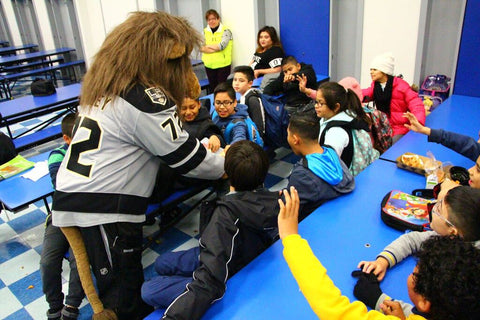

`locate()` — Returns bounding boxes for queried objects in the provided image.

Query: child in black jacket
[141,140,280,319]
[263,55,317,114]
[180,96,225,152]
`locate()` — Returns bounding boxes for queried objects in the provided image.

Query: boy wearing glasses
[355,186,480,316]
[212,82,263,147]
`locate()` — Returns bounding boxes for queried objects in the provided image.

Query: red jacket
[363,77,425,135]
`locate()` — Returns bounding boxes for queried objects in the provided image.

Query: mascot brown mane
[61,10,201,320]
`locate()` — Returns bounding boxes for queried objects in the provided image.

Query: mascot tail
[61,226,118,320]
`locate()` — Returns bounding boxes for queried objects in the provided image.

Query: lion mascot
[53,11,225,320]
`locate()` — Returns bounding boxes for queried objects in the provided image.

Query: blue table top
[201,159,424,319]
[0,83,81,120]
[143,160,425,320]
[0,152,53,212]
[0,43,37,55]
[0,47,75,66]
[380,94,480,168]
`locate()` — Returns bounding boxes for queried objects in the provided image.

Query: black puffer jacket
[162,189,280,320]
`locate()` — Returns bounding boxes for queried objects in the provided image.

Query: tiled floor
[0,107,297,319]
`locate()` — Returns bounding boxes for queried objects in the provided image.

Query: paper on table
[21,160,49,182]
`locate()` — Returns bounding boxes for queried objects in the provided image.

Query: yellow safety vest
[202,24,233,69]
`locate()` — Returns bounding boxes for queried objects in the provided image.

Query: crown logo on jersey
[145,87,167,105]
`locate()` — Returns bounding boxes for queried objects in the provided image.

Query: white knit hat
[370,52,395,76]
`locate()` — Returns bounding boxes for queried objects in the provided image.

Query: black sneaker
[61,306,79,320]
[46,306,62,320]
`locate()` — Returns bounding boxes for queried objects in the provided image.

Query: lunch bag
[381,190,433,232]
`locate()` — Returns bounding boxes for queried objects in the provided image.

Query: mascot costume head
[61,11,202,320]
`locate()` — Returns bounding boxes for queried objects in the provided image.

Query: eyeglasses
[428,199,456,228]
[215,100,234,107]
[315,101,327,107]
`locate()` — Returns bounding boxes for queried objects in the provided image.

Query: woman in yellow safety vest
[201,9,233,92]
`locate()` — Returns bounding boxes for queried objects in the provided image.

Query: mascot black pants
[80,222,153,320]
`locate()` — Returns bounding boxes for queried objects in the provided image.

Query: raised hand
[403,111,430,135]
[278,186,300,239]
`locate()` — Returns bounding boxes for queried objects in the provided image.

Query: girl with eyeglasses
[316,81,378,175]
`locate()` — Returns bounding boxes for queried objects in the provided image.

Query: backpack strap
[319,120,354,167]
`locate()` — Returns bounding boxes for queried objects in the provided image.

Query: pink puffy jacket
[363,77,425,136]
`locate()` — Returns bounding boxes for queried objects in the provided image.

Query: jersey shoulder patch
[121,84,175,113]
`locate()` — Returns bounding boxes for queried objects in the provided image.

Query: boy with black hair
[264,55,317,114]
[212,82,263,147]
[287,112,354,219]
[179,95,225,152]
[232,65,265,138]
[141,140,280,319]
[41,112,84,320]
[278,187,480,320]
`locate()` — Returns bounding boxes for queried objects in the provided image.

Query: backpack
[420,74,450,101]
[364,102,393,154]
[212,110,264,147]
[381,190,432,232]
[248,90,289,148]
[319,119,379,176]
[31,78,56,96]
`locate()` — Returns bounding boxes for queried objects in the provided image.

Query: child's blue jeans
[141,246,200,307]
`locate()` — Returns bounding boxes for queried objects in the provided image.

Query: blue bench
[143,184,215,250]
[1,57,64,73]
[13,123,63,151]
[199,78,210,93]
[0,43,38,56]
[0,60,84,98]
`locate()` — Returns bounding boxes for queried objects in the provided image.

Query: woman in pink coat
[362,52,425,143]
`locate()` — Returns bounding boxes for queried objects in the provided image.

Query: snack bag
[424,151,444,189]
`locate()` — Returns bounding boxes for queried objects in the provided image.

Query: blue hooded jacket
[212,103,250,145]
[287,147,355,219]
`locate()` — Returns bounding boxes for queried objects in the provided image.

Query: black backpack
[31,78,56,96]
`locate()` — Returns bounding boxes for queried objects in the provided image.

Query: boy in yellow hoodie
[278,187,480,320]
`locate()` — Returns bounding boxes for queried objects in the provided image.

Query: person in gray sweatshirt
[354,186,480,316]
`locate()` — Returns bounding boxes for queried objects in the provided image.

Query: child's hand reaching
[208,135,221,153]
[357,257,389,281]
[278,186,300,239]
[296,74,308,94]
[380,300,406,319]
[403,112,431,135]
